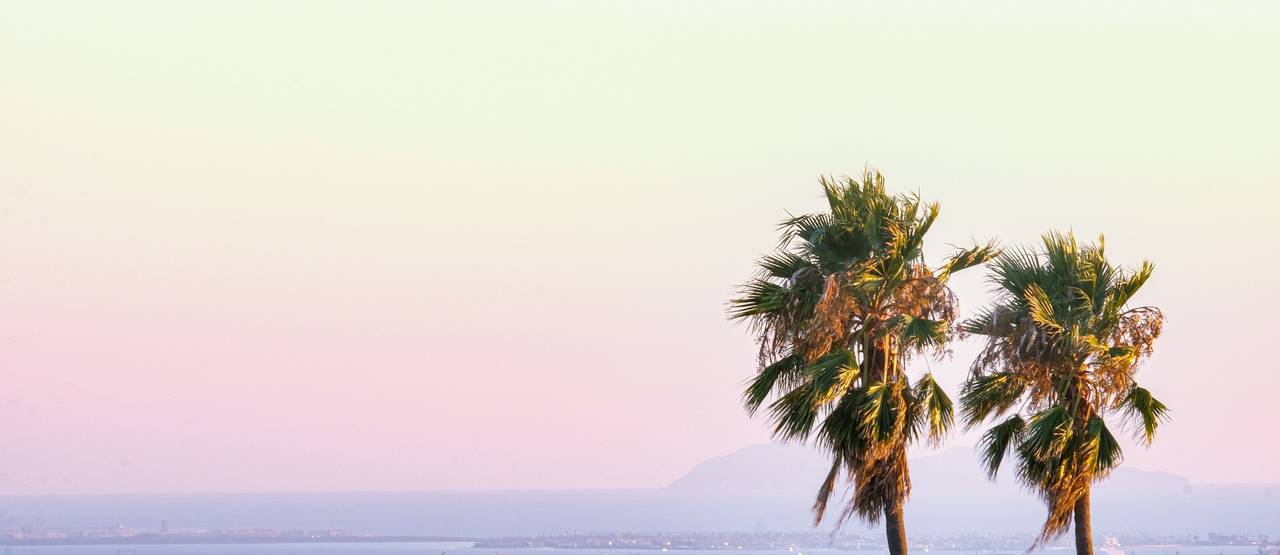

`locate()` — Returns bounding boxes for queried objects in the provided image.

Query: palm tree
[729,170,998,555]
[959,231,1168,554]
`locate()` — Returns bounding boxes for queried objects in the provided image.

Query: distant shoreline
[0,543,1262,551]
[0,536,474,547]
[1,535,1266,551]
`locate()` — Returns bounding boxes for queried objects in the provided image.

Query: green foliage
[959,371,1026,428]
[758,251,816,281]
[977,414,1025,479]
[729,170,997,530]
[727,279,790,320]
[893,315,950,351]
[743,353,804,415]
[959,231,1166,547]
[1084,416,1123,476]
[1022,405,1074,461]
[909,373,954,446]
[939,240,1002,282]
[1024,283,1063,332]
[1120,385,1168,445]
[860,380,906,446]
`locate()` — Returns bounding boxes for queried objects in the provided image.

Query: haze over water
[0,547,1264,555]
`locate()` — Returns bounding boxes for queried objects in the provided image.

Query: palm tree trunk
[885,504,908,555]
[1073,486,1093,555]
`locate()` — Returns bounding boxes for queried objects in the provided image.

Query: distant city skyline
[2,1,1278,494]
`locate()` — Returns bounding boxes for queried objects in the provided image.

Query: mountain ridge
[669,443,1193,492]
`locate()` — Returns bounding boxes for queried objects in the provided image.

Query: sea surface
[0,544,1262,555]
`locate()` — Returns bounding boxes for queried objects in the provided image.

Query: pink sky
[1,2,1277,494]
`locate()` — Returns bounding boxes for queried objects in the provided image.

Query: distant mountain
[668,443,1271,536]
[667,443,833,492]
[0,444,1273,537]
[670,444,1191,493]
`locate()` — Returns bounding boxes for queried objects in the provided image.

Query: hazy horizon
[2,1,1278,495]
[0,442,1249,498]
[1,444,1274,538]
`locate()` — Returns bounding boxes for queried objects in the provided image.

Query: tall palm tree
[960,231,1168,554]
[729,171,998,555]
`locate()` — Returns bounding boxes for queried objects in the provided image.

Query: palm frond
[959,372,1026,428]
[758,251,816,281]
[728,279,789,321]
[817,386,869,454]
[804,349,860,406]
[977,414,1025,479]
[1084,416,1124,477]
[896,201,939,262]
[1119,385,1168,445]
[812,456,843,525]
[1024,283,1063,332]
[742,353,804,415]
[891,315,949,352]
[777,212,833,249]
[1109,260,1155,310]
[1022,405,1074,461]
[762,350,858,441]
[988,246,1044,299]
[938,240,1001,281]
[910,373,954,446]
[766,385,822,442]
[859,380,907,447]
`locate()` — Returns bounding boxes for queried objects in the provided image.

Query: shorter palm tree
[959,232,1168,555]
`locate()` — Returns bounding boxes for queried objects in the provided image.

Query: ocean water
[0,545,1263,555]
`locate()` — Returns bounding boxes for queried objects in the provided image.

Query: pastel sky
[2,2,1277,495]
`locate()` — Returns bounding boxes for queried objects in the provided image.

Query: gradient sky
[2,1,1277,495]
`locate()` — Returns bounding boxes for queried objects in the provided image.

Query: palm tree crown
[730,171,998,533]
[960,231,1168,548]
